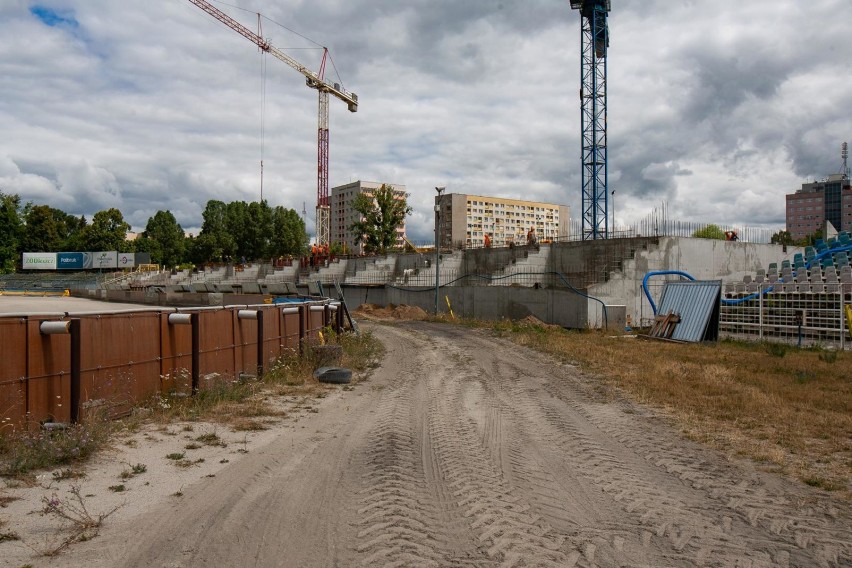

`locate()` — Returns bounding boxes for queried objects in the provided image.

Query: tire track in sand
[436,325,848,567]
[423,346,581,567]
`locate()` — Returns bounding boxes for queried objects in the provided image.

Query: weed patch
[39,485,122,555]
[0,421,113,479]
[195,431,227,447]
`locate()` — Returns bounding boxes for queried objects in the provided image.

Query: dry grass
[135,329,381,428]
[483,319,851,498]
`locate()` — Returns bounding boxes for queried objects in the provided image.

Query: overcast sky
[1,0,850,242]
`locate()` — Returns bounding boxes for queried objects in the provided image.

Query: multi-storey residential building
[435,193,570,249]
[331,180,407,253]
[786,174,852,240]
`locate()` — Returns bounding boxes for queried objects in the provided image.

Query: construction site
[1,2,851,567]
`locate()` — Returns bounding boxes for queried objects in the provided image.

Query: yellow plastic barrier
[445,296,456,320]
[846,304,852,337]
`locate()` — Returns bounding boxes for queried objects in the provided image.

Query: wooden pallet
[648,310,681,339]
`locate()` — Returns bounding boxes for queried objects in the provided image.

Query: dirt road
[56,322,851,567]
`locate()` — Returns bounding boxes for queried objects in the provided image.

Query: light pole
[435,186,446,315]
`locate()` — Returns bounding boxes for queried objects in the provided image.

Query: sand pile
[353,303,428,321]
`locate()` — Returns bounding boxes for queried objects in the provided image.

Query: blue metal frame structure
[573,1,610,240]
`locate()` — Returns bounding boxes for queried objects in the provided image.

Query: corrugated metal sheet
[657,280,721,342]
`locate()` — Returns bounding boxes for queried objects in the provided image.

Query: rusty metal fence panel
[308,305,326,339]
[78,312,163,419]
[159,312,192,394]
[26,318,71,426]
[198,309,237,389]
[0,301,334,431]
[260,305,282,368]
[281,307,301,351]
[234,310,259,378]
[0,318,28,432]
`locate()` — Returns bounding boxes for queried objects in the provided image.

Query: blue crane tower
[570,0,610,239]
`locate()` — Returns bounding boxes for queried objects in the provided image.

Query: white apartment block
[331,180,407,254]
[436,193,570,249]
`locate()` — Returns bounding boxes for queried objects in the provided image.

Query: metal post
[69,319,81,424]
[256,309,264,378]
[611,189,615,235]
[298,304,306,354]
[324,304,331,331]
[191,313,200,394]
[435,186,445,315]
[840,289,845,350]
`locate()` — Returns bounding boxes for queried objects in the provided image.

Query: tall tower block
[570,0,610,239]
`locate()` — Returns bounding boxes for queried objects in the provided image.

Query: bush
[0,422,112,477]
[691,224,726,240]
[763,341,787,358]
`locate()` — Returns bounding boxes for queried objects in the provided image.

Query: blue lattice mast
[571,0,610,239]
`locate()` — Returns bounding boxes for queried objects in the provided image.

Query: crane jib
[187,0,357,112]
[187,0,358,246]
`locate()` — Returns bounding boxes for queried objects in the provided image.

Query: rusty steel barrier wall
[0,301,333,432]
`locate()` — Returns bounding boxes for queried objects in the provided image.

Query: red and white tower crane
[186,0,358,246]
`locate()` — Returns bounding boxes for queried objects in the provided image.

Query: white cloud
[1,0,849,243]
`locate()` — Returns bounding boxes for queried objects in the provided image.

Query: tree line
[0,191,308,273]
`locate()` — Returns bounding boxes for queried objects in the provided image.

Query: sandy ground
[0,295,162,315]
[2,320,851,567]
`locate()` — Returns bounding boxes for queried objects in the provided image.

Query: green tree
[691,224,726,240]
[21,204,64,252]
[349,185,412,254]
[194,200,236,263]
[770,230,794,246]
[270,206,308,257]
[19,205,87,252]
[798,229,823,247]
[79,208,131,251]
[224,201,251,260]
[141,210,186,267]
[21,204,59,252]
[243,201,273,260]
[0,191,23,272]
[60,213,88,251]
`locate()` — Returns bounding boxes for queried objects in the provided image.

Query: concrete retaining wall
[384,285,603,329]
[582,237,801,325]
[83,236,797,330]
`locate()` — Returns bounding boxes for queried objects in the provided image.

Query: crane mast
[570,0,610,240]
[186,0,358,246]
